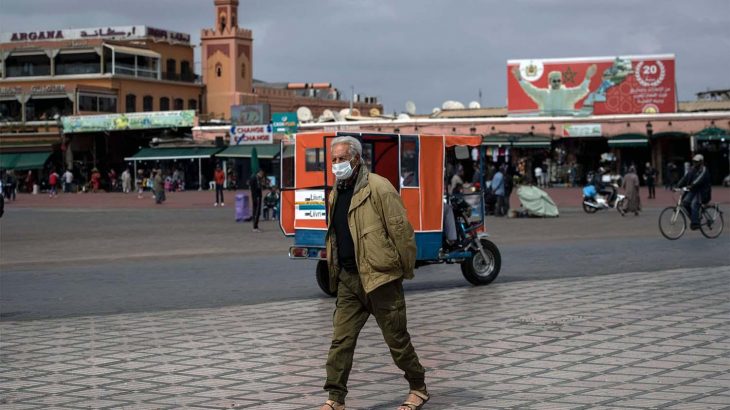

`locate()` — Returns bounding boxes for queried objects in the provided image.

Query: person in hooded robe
[622,165,641,215]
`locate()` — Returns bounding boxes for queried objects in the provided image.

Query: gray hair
[331,136,362,158]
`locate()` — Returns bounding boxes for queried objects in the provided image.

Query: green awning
[0,151,52,170]
[482,135,551,149]
[216,144,280,159]
[124,147,222,161]
[695,127,729,142]
[608,134,649,148]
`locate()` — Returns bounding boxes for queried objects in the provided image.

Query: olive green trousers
[324,269,425,404]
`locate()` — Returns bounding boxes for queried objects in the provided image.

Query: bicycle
[658,188,724,240]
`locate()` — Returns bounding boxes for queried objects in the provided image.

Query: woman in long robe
[622,166,641,215]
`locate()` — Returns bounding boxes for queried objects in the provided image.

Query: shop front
[694,127,729,185]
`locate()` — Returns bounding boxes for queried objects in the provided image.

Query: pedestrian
[320,136,427,410]
[122,167,132,193]
[108,168,117,192]
[534,165,543,188]
[62,169,74,193]
[48,169,59,198]
[136,168,145,198]
[90,168,101,193]
[153,169,165,204]
[4,170,17,201]
[247,169,266,232]
[492,165,506,216]
[25,170,34,193]
[622,165,641,215]
[503,164,514,215]
[263,186,279,220]
[213,165,225,206]
[643,162,656,199]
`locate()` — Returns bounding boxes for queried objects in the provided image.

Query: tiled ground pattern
[1,266,729,409]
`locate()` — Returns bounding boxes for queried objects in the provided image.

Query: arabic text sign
[507,54,676,116]
[0,25,190,44]
[230,125,273,144]
[272,112,298,134]
[62,110,195,133]
[295,190,326,220]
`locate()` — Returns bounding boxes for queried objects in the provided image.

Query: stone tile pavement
[1,266,729,409]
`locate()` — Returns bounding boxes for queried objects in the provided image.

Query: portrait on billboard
[507,55,677,117]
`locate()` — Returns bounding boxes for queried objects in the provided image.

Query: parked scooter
[582,182,626,214]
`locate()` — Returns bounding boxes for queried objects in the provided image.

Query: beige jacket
[326,167,417,294]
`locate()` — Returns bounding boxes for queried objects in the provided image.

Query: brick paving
[2,266,729,409]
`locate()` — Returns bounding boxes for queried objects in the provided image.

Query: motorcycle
[582,183,626,214]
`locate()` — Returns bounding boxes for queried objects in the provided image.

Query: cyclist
[676,154,711,230]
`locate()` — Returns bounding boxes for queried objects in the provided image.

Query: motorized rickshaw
[279,131,501,296]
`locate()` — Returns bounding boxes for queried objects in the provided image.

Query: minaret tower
[201,0,255,120]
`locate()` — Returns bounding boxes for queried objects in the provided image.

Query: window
[173,98,184,110]
[78,93,116,113]
[24,97,73,121]
[5,54,51,77]
[181,60,192,81]
[215,63,222,77]
[125,94,136,112]
[56,51,101,75]
[160,97,170,111]
[400,135,419,187]
[143,95,153,111]
[281,143,295,188]
[241,62,246,79]
[188,99,198,111]
[166,58,176,79]
[305,148,324,172]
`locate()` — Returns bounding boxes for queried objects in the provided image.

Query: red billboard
[507,54,676,116]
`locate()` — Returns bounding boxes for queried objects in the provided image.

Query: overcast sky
[1,0,728,113]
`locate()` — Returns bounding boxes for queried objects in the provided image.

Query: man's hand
[586,64,597,80]
[511,66,522,81]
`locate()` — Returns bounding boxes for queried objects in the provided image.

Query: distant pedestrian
[643,162,656,199]
[136,169,145,198]
[90,168,101,193]
[263,186,280,220]
[4,170,17,201]
[48,169,59,197]
[622,165,641,215]
[213,165,225,206]
[153,169,165,204]
[63,169,74,193]
[122,168,132,193]
[492,166,506,216]
[108,168,118,192]
[25,170,34,193]
[534,166,543,188]
[248,169,267,232]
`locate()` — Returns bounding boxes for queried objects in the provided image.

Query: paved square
[1,266,729,409]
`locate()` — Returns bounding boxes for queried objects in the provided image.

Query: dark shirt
[334,184,357,273]
[249,174,264,198]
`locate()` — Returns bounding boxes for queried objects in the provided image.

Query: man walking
[492,165,506,216]
[320,136,428,410]
[121,167,132,193]
[63,169,74,193]
[248,169,266,232]
[213,165,225,206]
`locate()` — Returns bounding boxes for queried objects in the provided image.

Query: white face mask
[332,160,354,180]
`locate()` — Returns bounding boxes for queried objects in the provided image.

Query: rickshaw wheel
[316,260,337,297]
[460,238,501,286]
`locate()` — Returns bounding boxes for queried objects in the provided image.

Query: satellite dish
[339,108,350,117]
[397,113,410,120]
[369,107,381,117]
[442,100,465,110]
[351,108,361,116]
[405,100,417,115]
[296,106,313,122]
[468,101,481,109]
[333,111,345,122]
[432,107,441,114]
